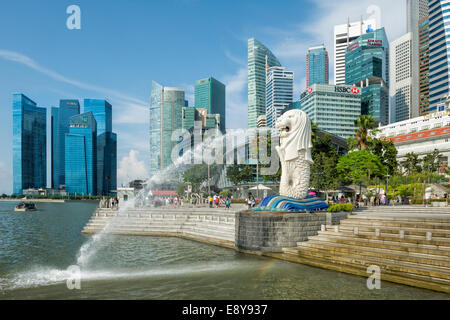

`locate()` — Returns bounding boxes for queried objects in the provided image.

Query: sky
[0,0,407,194]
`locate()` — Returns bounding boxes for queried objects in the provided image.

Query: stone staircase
[82,208,237,247]
[281,211,450,293]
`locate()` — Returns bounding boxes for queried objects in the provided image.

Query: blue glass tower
[306,45,329,87]
[51,100,80,189]
[194,77,226,133]
[84,99,117,196]
[12,94,47,194]
[345,27,390,125]
[428,0,450,112]
[65,112,97,195]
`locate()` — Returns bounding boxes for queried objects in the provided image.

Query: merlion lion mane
[275,110,313,199]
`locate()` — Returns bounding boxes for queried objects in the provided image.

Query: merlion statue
[275,110,313,199]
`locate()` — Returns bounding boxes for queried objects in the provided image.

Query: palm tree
[354,115,378,150]
[401,152,421,175]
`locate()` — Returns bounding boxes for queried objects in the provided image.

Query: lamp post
[385,172,390,206]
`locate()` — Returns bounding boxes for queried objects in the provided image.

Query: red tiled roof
[383,126,450,144]
[151,190,177,196]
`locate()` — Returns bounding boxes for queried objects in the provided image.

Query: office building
[390,33,414,123]
[346,27,390,125]
[194,77,226,133]
[419,16,430,115]
[265,66,294,128]
[300,84,361,139]
[248,38,281,128]
[306,45,329,87]
[149,81,184,177]
[256,115,266,128]
[428,0,450,113]
[333,18,377,85]
[65,112,97,195]
[376,109,450,173]
[12,94,47,195]
[51,100,80,189]
[84,99,117,196]
[406,0,429,118]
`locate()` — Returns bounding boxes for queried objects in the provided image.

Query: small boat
[14,202,37,212]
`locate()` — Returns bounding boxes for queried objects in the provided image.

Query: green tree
[182,164,220,192]
[367,138,398,175]
[350,115,379,150]
[401,152,421,175]
[337,150,385,186]
[422,149,442,174]
[310,132,339,197]
[226,164,254,185]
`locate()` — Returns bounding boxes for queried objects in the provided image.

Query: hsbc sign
[335,86,360,94]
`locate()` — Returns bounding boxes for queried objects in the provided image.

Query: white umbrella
[249,184,272,190]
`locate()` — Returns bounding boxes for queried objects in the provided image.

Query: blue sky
[0,0,406,194]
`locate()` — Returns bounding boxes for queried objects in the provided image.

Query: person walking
[214,195,220,208]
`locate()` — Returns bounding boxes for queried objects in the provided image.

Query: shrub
[327,203,354,212]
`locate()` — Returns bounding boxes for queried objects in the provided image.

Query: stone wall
[236,211,327,253]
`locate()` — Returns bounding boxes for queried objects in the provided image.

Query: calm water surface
[0,201,448,299]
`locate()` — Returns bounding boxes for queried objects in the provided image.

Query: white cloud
[0,49,148,125]
[117,150,148,186]
[222,67,248,129]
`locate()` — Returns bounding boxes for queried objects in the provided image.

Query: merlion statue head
[275,109,313,163]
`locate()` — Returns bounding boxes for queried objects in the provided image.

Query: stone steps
[82,208,237,245]
[283,246,450,285]
[334,224,450,238]
[298,239,450,268]
[282,215,450,293]
[341,219,450,229]
[310,232,450,257]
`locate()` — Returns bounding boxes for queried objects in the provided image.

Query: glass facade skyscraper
[419,16,430,115]
[12,94,47,194]
[265,66,294,128]
[149,81,184,178]
[428,0,450,112]
[248,38,281,128]
[65,112,97,196]
[51,100,80,189]
[84,99,117,196]
[194,77,226,133]
[306,45,329,87]
[300,84,361,139]
[346,27,390,125]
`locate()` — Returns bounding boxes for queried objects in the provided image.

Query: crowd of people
[208,195,232,210]
[100,197,119,209]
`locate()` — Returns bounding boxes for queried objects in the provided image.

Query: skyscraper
[406,0,428,119]
[300,84,361,139]
[194,77,226,133]
[390,33,414,123]
[333,18,377,85]
[84,99,117,196]
[419,16,430,115]
[65,112,97,196]
[265,66,294,128]
[12,94,47,194]
[51,100,80,189]
[149,81,184,177]
[248,38,281,128]
[428,0,450,112]
[346,27,390,125]
[306,45,329,87]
